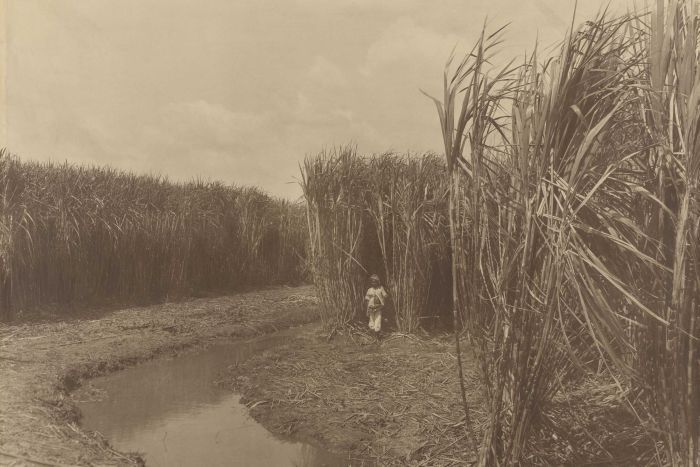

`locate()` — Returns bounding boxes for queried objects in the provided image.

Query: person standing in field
[365,274,388,336]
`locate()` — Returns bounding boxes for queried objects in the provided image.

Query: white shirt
[365,286,388,308]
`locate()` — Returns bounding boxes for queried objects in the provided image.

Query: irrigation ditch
[0,285,481,466]
[0,286,327,466]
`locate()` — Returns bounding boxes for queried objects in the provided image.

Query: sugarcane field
[1,0,699,466]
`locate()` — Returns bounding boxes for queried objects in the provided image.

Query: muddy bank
[219,327,485,466]
[0,286,321,466]
[219,325,650,466]
[0,285,637,466]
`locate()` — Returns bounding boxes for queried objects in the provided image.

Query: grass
[1,1,696,464]
[301,147,370,331]
[366,154,449,333]
[301,148,451,333]
[0,151,307,320]
[423,3,699,465]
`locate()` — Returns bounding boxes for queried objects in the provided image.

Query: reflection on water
[76,329,348,467]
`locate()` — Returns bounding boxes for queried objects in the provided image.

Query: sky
[2,0,641,199]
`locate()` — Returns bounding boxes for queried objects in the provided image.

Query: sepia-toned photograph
[0,0,698,465]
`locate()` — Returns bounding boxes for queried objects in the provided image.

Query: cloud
[361,17,460,77]
[137,100,268,169]
[162,100,263,140]
[9,0,639,201]
[286,92,355,126]
[308,56,347,87]
[132,98,372,198]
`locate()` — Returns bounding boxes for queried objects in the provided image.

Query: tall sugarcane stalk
[641,1,700,463]
[302,149,451,333]
[422,23,515,444]
[0,151,306,318]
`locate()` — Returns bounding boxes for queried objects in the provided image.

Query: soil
[216,326,655,466]
[0,284,486,466]
[0,284,645,467]
[0,285,323,466]
[218,327,485,466]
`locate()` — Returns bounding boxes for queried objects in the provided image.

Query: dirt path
[0,286,321,466]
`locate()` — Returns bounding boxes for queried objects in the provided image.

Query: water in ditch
[75,328,351,466]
